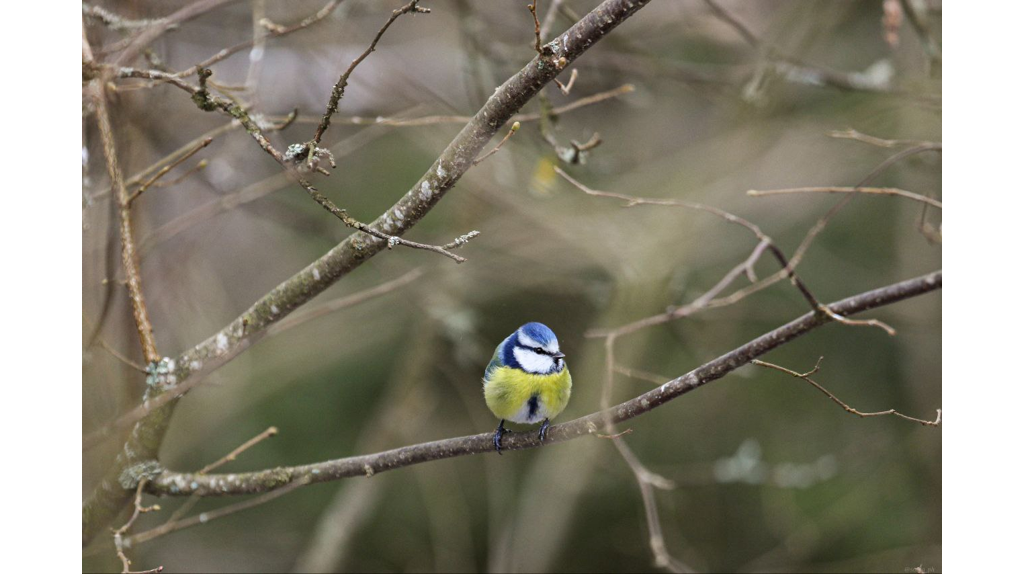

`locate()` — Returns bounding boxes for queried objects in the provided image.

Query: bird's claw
[538,418,550,442]
[493,420,506,455]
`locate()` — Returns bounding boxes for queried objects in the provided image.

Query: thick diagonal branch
[148,270,941,497]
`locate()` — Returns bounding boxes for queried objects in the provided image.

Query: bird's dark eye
[534,347,544,354]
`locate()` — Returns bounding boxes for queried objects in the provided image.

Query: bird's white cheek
[513,347,554,374]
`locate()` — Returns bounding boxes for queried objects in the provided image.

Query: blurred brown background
[83,1,941,572]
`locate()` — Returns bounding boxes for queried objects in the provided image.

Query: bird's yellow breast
[484,366,572,423]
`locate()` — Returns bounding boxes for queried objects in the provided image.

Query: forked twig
[175,1,343,78]
[126,427,282,547]
[528,1,543,54]
[752,358,941,426]
[554,68,579,94]
[113,479,163,573]
[127,137,212,204]
[556,167,896,337]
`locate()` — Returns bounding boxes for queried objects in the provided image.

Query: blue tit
[483,322,571,454]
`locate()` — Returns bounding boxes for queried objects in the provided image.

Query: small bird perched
[483,322,572,454]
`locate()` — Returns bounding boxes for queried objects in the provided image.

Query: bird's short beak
[552,352,566,359]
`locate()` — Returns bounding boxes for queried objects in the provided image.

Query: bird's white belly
[507,395,553,425]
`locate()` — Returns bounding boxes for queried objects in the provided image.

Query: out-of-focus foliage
[83,1,940,572]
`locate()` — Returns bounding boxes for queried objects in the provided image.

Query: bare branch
[310,0,430,147]
[472,121,521,166]
[86,32,160,366]
[556,168,896,337]
[175,1,343,78]
[113,65,472,262]
[113,479,163,574]
[267,268,425,337]
[83,4,167,31]
[112,0,243,67]
[554,68,579,95]
[199,427,279,474]
[601,335,690,572]
[747,186,942,209]
[752,358,941,426]
[539,0,567,40]
[528,1,543,54]
[129,477,311,547]
[828,128,937,149]
[787,141,943,268]
[127,137,212,204]
[96,339,149,374]
[613,365,671,386]
[145,271,941,497]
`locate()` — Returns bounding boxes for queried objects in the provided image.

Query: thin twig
[125,427,281,548]
[131,87,630,255]
[554,68,579,95]
[83,4,167,31]
[300,184,479,263]
[787,142,943,269]
[97,338,149,373]
[613,365,671,385]
[128,478,311,546]
[114,65,472,263]
[600,336,689,572]
[703,0,901,94]
[528,1,543,54]
[267,268,425,337]
[112,479,163,574]
[556,167,896,337]
[112,0,242,67]
[538,0,567,40]
[747,186,942,209]
[702,0,759,48]
[88,46,161,365]
[199,427,279,474]
[150,160,208,188]
[827,128,937,149]
[472,122,520,166]
[310,0,429,146]
[127,137,213,204]
[175,1,343,78]
[89,122,235,202]
[247,84,635,128]
[751,358,941,426]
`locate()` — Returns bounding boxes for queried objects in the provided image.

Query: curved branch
[148,270,941,497]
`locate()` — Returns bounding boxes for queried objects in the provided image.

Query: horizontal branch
[148,270,941,497]
[747,186,942,209]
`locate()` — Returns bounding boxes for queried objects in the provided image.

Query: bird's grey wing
[484,335,512,380]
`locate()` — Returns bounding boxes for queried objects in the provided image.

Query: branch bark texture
[148,270,941,497]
